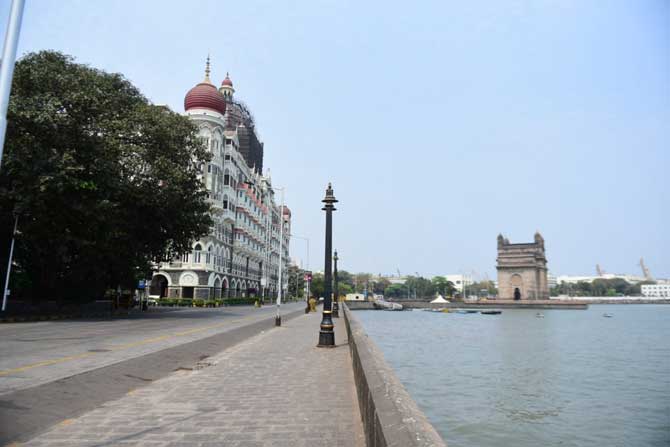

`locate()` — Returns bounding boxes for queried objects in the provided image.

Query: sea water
[355,305,670,447]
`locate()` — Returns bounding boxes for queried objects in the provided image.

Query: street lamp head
[333,250,338,261]
[322,182,338,211]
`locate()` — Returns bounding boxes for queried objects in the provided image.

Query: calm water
[356,305,670,447]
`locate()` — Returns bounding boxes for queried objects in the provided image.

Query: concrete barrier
[343,304,446,447]
[343,300,375,310]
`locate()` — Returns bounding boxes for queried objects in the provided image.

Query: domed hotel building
[150,59,291,301]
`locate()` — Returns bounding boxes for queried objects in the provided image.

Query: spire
[220,71,234,96]
[204,54,211,84]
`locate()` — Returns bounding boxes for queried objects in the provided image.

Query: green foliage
[310,272,324,298]
[288,264,305,298]
[0,51,211,304]
[432,276,458,297]
[468,280,497,297]
[193,299,205,307]
[224,297,257,305]
[552,279,654,297]
[337,282,353,295]
[384,283,407,298]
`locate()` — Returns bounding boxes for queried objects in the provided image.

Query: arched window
[194,244,202,263]
[206,246,212,264]
[223,194,228,210]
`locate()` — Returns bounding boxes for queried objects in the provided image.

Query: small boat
[536,313,544,318]
[465,309,478,314]
[441,309,450,313]
[603,313,613,318]
[481,310,502,315]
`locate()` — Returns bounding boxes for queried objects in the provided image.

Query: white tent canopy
[431,295,449,303]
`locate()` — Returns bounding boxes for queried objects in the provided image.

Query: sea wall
[343,304,446,447]
[344,301,375,310]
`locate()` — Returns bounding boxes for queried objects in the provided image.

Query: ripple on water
[355,306,670,447]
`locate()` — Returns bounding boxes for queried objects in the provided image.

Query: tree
[432,276,457,297]
[0,51,212,304]
[468,280,497,297]
[384,283,407,298]
[287,265,305,299]
[353,273,371,292]
[310,272,324,299]
[372,277,390,294]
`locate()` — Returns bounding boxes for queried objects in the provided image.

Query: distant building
[548,273,558,289]
[388,276,407,285]
[444,274,472,293]
[641,284,670,298]
[496,232,549,300]
[345,293,366,301]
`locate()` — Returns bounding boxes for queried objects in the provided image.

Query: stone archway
[213,277,221,299]
[150,274,169,298]
[222,277,229,298]
[511,274,523,300]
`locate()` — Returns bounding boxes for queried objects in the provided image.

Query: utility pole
[0,0,26,171]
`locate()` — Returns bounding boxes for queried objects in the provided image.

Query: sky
[2,0,668,280]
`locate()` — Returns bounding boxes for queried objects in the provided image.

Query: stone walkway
[22,311,365,447]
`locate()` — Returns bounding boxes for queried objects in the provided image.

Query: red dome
[222,75,233,87]
[184,82,226,115]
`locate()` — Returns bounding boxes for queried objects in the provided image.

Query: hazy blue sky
[2,0,668,279]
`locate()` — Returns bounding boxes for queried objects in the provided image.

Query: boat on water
[372,298,403,311]
[481,310,503,315]
[603,313,613,318]
[452,309,480,314]
[536,313,545,318]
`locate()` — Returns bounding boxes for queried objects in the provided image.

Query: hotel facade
[149,60,290,300]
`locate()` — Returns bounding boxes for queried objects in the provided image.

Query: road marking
[0,310,275,377]
[0,353,94,376]
[110,335,172,350]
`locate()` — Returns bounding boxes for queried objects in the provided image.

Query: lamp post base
[317,330,335,347]
[332,301,339,318]
[275,316,281,326]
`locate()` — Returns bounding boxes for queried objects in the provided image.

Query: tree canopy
[0,51,211,304]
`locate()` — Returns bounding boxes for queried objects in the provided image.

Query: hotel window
[193,244,202,263]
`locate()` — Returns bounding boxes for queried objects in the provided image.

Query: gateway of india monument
[496,232,550,300]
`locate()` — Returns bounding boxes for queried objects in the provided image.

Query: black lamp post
[318,183,337,348]
[332,250,339,317]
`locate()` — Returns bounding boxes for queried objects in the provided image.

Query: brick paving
[22,311,365,447]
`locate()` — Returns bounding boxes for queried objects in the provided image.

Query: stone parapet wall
[343,304,446,447]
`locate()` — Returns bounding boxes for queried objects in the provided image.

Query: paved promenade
[21,311,365,447]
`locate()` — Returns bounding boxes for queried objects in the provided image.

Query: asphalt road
[0,302,306,444]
